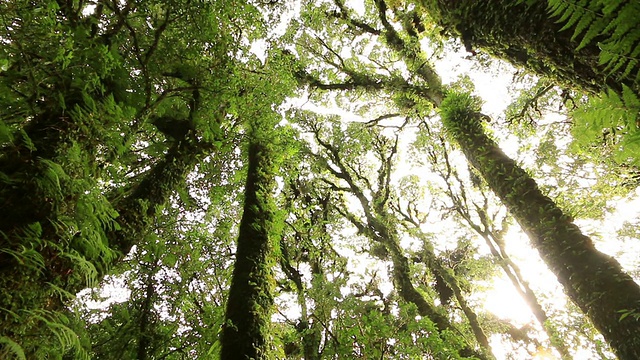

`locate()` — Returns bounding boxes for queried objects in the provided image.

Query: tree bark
[364,216,491,360]
[109,138,213,258]
[221,140,277,360]
[419,0,639,95]
[441,92,640,359]
[409,230,491,352]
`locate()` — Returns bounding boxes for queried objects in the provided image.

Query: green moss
[418,0,634,95]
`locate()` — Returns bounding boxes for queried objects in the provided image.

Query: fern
[0,120,12,145]
[620,86,639,127]
[571,84,640,164]
[548,0,640,83]
[546,0,606,50]
[29,310,90,359]
[548,0,640,164]
[62,250,99,287]
[0,244,46,273]
[0,336,26,360]
[601,1,623,16]
[0,308,90,359]
[37,159,68,198]
[548,0,592,32]
[576,13,606,49]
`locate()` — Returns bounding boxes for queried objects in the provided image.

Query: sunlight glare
[533,347,558,360]
[482,276,533,326]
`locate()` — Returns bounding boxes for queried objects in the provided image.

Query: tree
[416,0,640,96]
[292,1,640,356]
[0,0,270,355]
[218,42,300,359]
[412,128,572,358]
[416,0,640,165]
[221,137,279,359]
[394,1,640,353]
[439,92,640,359]
[297,112,491,359]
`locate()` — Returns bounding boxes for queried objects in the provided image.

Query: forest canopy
[0,0,639,359]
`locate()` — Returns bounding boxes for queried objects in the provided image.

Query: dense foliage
[1,0,639,359]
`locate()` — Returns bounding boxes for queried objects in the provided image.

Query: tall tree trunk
[408,229,491,352]
[221,140,278,360]
[136,267,157,360]
[440,91,640,359]
[341,198,490,359]
[418,0,640,95]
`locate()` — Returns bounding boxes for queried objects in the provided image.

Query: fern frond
[24,222,43,240]
[63,250,99,287]
[621,84,640,113]
[561,6,590,34]
[549,0,640,85]
[27,310,89,357]
[0,336,26,360]
[577,17,606,49]
[47,282,75,302]
[603,52,629,74]
[548,0,572,20]
[570,10,595,40]
[0,245,46,272]
[572,85,640,164]
[622,59,639,80]
[601,1,623,16]
[0,120,13,145]
[38,159,68,197]
[548,0,604,50]
[609,2,640,38]
[618,30,640,56]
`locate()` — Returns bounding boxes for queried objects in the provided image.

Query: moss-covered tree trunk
[0,1,220,352]
[441,92,640,359]
[372,219,490,360]
[221,140,278,360]
[0,129,212,352]
[136,266,157,360]
[109,137,213,257]
[419,0,639,95]
[340,191,490,358]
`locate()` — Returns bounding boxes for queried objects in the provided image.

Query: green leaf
[164,252,178,268]
[0,336,26,360]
